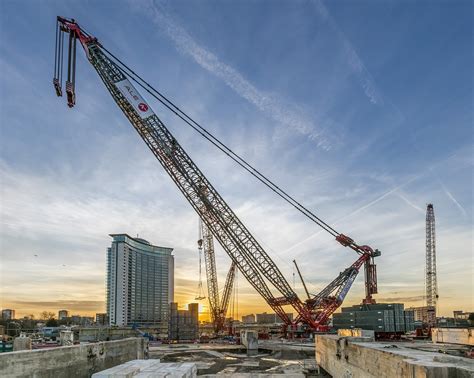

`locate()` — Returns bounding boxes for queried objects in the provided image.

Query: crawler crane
[53,17,381,332]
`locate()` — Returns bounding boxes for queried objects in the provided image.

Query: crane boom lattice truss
[200,218,236,333]
[425,204,438,310]
[53,17,380,331]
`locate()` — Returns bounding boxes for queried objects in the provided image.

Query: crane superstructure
[198,218,236,333]
[53,17,380,332]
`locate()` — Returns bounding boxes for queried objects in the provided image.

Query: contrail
[313,0,383,105]
[430,168,467,217]
[440,183,467,217]
[336,175,420,221]
[394,191,424,214]
[282,175,420,255]
[134,0,333,150]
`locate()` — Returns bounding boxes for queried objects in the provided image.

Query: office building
[107,234,174,330]
[407,306,436,325]
[70,315,94,326]
[453,311,473,320]
[256,312,293,324]
[169,303,199,341]
[58,310,69,320]
[2,309,15,320]
[95,313,108,326]
[242,314,256,324]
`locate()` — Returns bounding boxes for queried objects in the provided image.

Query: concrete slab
[93,361,197,378]
[204,350,225,358]
[201,374,305,377]
[316,335,474,378]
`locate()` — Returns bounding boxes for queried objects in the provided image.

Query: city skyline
[1,1,473,320]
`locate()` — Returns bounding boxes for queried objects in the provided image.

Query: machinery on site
[198,219,237,334]
[131,324,154,341]
[52,16,381,332]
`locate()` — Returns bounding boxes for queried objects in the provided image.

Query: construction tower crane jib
[53,17,380,331]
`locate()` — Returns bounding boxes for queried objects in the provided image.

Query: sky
[0,0,472,321]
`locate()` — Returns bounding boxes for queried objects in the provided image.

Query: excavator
[53,16,380,333]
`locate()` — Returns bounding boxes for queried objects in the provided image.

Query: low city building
[169,303,199,341]
[256,312,293,324]
[95,313,108,326]
[242,314,256,324]
[407,306,436,326]
[58,310,69,320]
[1,309,15,320]
[453,311,473,321]
[437,310,473,328]
[70,315,94,326]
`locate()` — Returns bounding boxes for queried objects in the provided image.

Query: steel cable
[100,46,340,238]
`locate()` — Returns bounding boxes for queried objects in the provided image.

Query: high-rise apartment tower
[106,234,174,330]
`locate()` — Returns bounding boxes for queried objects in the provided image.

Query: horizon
[1,0,473,321]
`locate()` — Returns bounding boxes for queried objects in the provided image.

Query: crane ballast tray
[52,16,381,331]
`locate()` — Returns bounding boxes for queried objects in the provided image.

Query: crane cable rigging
[68,22,369,254]
[96,43,341,240]
[196,219,206,301]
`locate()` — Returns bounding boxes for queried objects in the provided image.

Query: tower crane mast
[425,204,438,326]
[53,17,380,332]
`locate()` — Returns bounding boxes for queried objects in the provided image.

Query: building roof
[109,233,173,253]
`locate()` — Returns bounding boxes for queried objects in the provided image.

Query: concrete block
[337,328,375,339]
[93,361,197,378]
[60,330,74,346]
[0,337,145,378]
[432,327,473,346]
[92,365,141,377]
[92,359,163,377]
[13,336,31,351]
[241,330,258,351]
[315,334,474,378]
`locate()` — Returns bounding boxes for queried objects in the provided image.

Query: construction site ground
[149,340,328,376]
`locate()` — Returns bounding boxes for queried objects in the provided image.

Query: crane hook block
[66,81,75,108]
[53,79,62,97]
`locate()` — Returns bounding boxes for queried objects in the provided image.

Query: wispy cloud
[133,0,333,150]
[12,300,105,313]
[376,295,425,303]
[313,0,383,105]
